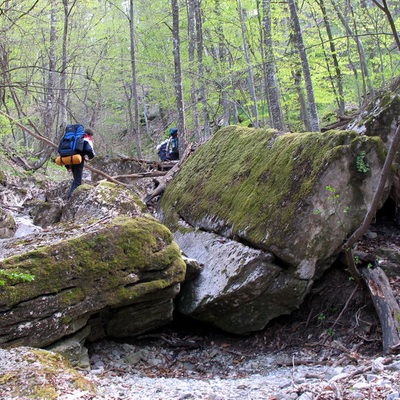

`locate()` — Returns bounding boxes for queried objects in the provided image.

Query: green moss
[0,348,95,398]
[73,181,147,215]
[395,310,400,326]
[0,373,14,385]
[0,216,186,308]
[161,126,386,252]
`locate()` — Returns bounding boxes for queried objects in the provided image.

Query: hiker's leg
[67,162,84,198]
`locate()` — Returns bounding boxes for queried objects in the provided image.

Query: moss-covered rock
[0,208,16,239]
[161,126,387,269]
[160,126,389,334]
[61,181,147,224]
[0,347,95,399]
[0,215,186,348]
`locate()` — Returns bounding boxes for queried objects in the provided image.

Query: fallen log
[143,144,193,204]
[0,109,130,188]
[112,171,167,180]
[360,266,400,354]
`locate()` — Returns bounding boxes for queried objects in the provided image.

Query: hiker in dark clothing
[157,139,169,161]
[166,128,179,160]
[67,128,95,199]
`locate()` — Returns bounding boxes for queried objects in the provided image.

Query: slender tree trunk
[129,0,142,158]
[215,0,230,127]
[60,0,69,130]
[288,0,320,132]
[194,0,211,141]
[293,69,311,131]
[188,0,200,139]
[316,0,345,115]
[171,0,186,149]
[44,0,58,144]
[237,0,259,127]
[262,0,285,130]
[31,0,59,169]
[372,0,400,51]
[330,0,374,100]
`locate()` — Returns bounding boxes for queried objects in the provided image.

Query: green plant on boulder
[356,151,370,173]
[0,270,35,287]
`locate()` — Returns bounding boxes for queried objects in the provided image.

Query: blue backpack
[58,124,85,156]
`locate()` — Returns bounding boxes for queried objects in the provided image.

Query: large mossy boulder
[159,126,389,334]
[0,183,186,348]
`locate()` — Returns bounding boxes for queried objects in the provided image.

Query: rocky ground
[2,159,400,399]
[79,320,400,400]
[72,213,400,400]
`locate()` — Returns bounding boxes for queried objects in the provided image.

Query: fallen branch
[112,171,167,179]
[1,109,130,187]
[143,144,193,204]
[330,284,360,331]
[80,162,129,187]
[0,109,58,149]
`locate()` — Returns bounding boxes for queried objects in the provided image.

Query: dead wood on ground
[143,144,193,204]
[360,266,400,354]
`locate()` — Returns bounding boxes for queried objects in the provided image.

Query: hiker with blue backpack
[55,125,95,199]
[66,127,95,199]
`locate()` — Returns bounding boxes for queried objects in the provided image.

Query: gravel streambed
[78,336,400,400]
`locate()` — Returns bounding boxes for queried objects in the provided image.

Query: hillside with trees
[0,0,399,162]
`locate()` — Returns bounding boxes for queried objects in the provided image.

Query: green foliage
[318,312,326,321]
[356,151,370,173]
[0,270,35,287]
[1,0,399,156]
[326,185,340,200]
[325,328,335,337]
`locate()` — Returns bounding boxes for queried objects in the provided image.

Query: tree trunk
[316,0,345,115]
[293,69,312,131]
[60,0,69,130]
[215,0,230,128]
[261,0,285,130]
[330,0,374,100]
[171,0,187,150]
[287,0,320,132]
[237,0,259,127]
[194,0,211,141]
[372,0,400,52]
[129,0,142,159]
[188,0,200,139]
[32,0,59,170]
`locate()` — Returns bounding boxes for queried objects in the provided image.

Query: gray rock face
[0,208,16,238]
[160,127,390,334]
[175,229,310,334]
